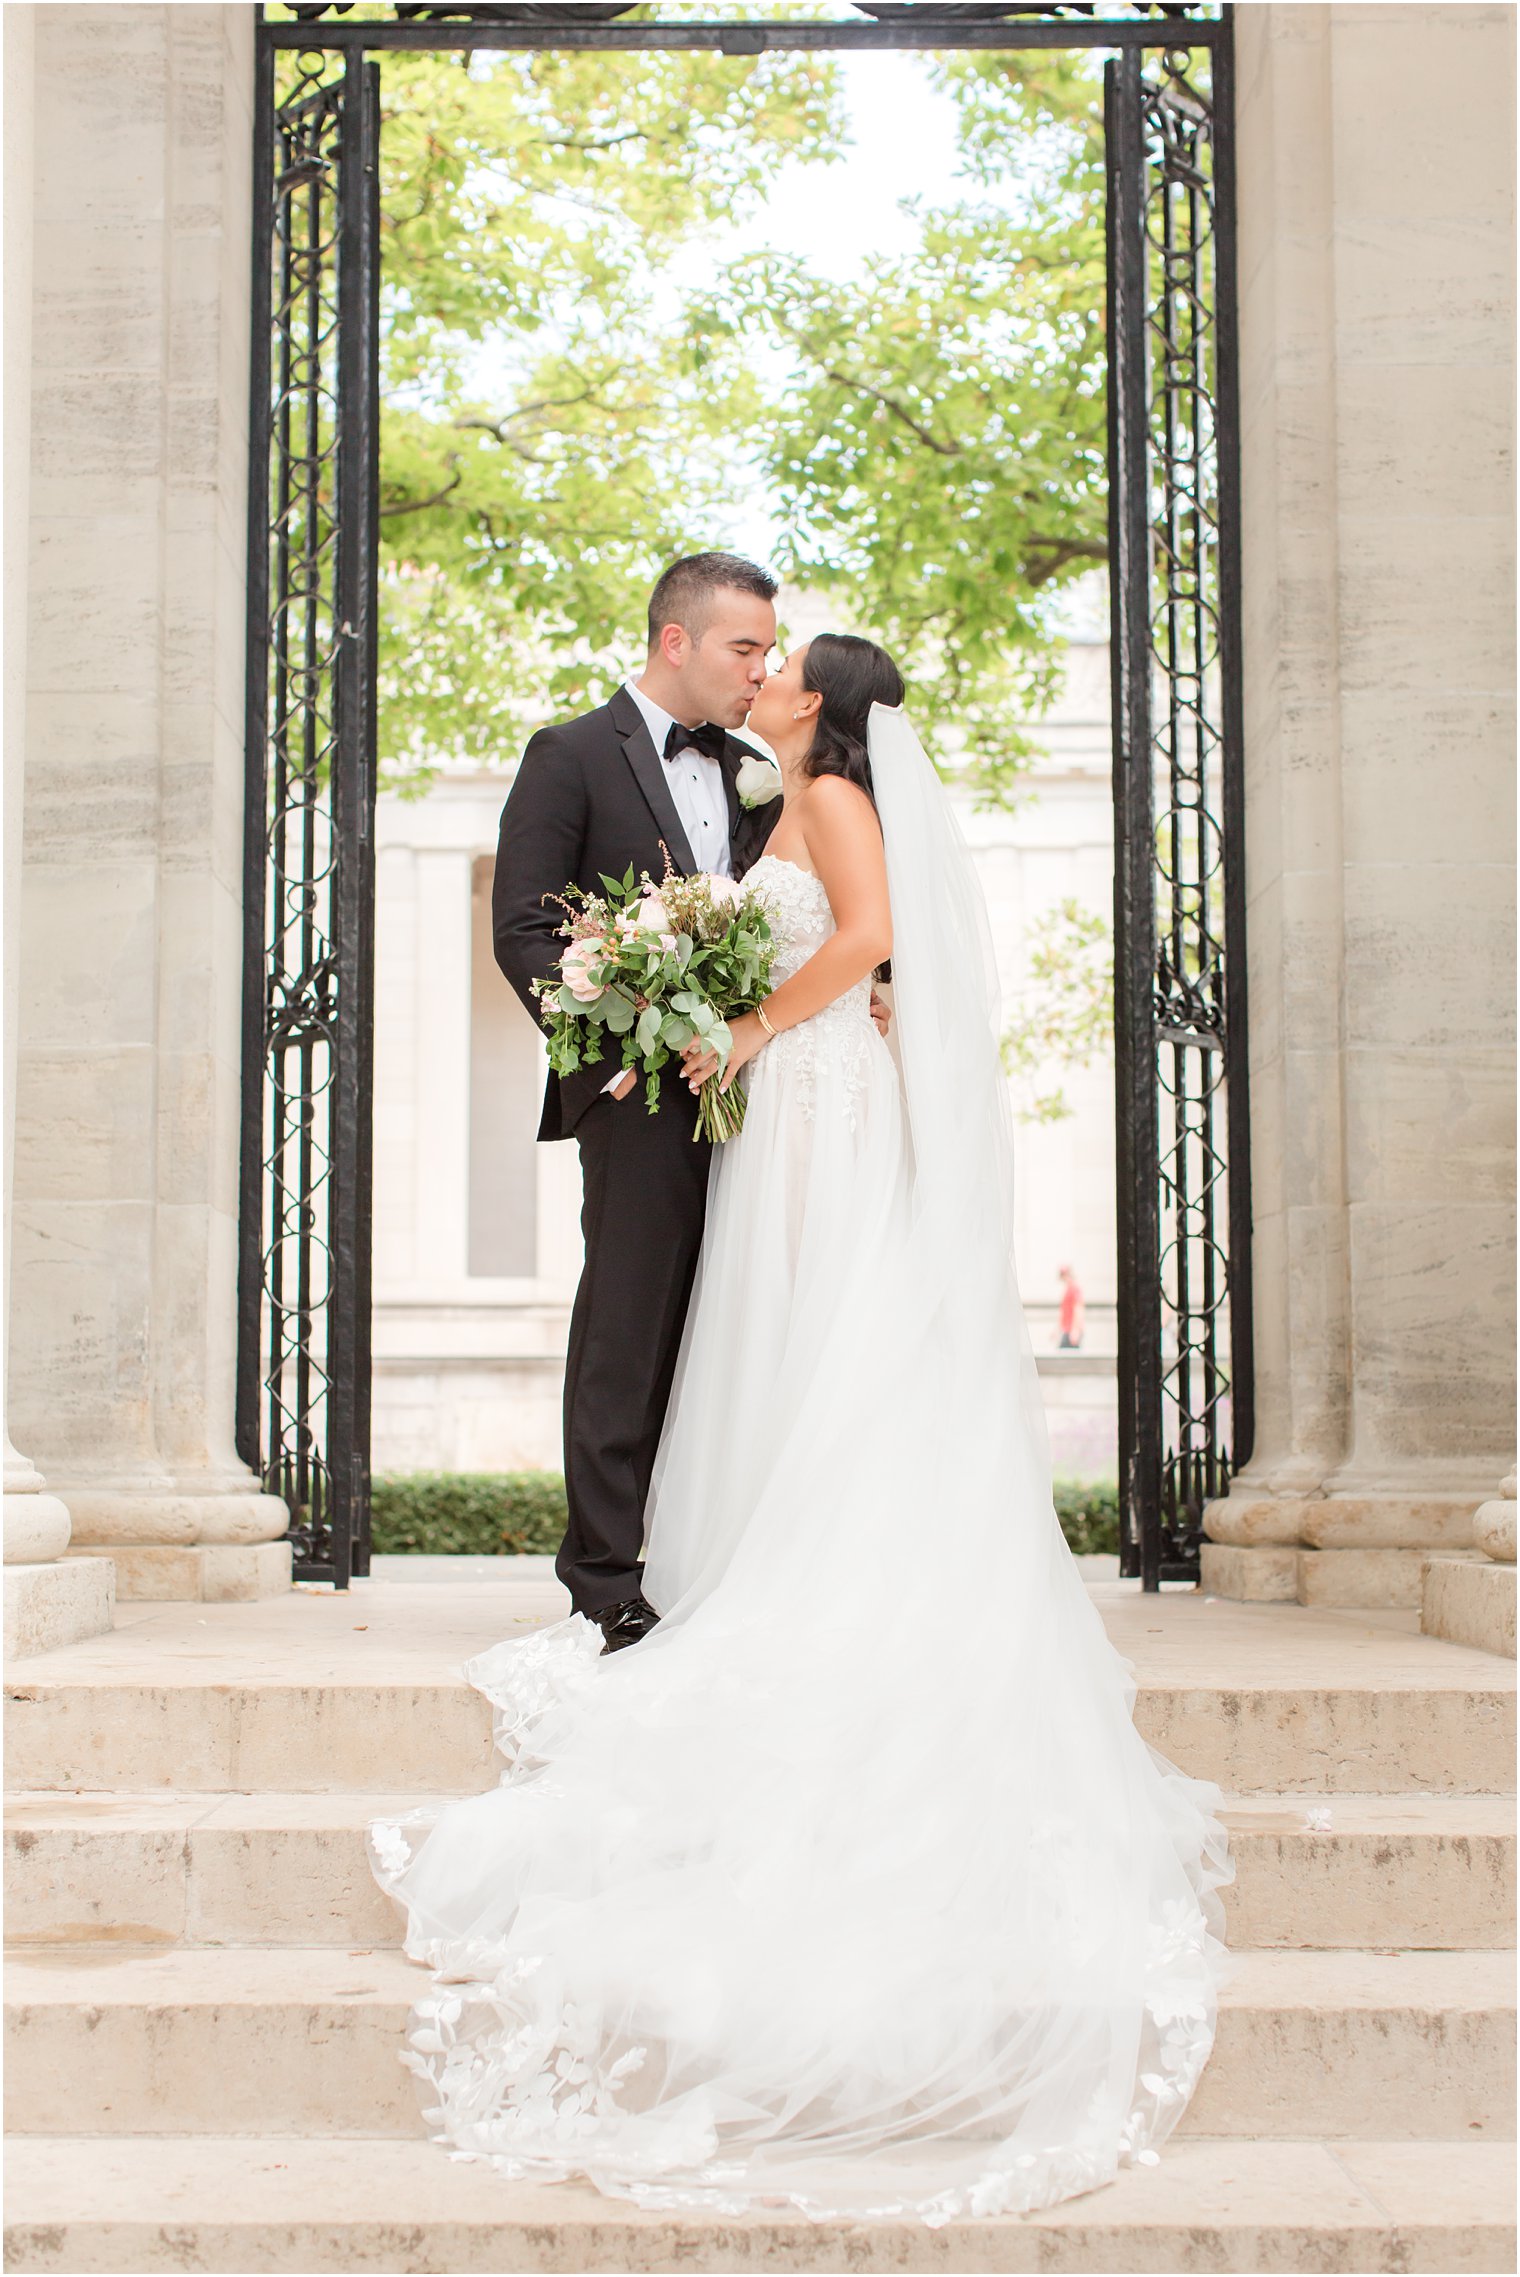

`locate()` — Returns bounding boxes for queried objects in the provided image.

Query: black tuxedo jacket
[493,685,782,1140]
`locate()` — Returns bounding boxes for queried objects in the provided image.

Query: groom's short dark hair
[647,552,778,647]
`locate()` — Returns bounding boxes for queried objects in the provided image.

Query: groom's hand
[870,988,892,1039]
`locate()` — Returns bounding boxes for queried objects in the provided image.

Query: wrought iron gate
[1106,34,1252,1584]
[237,39,380,1585]
[239,2,1250,1590]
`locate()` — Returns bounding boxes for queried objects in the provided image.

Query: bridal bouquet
[534,862,776,1142]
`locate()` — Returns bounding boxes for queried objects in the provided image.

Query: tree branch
[819,368,961,456]
[380,466,464,519]
[1023,536,1108,585]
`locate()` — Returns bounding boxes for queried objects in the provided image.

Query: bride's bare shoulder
[798,773,881,838]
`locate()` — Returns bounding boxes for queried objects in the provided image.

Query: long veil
[369,701,1232,2225]
[868,699,1054,1525]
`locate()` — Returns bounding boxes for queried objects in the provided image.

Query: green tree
[336,30,844,782]
[273,22,1110,804]
[999,897,1114,1123]
[696,50,1108,804]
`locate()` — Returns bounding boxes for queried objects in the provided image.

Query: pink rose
[704,874,743,910]
[635,889,672,932]
[561,937,606,1004]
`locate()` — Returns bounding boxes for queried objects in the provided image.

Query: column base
[1205,1490,1481,1550]
[66,1541,291,1603]
[4,1556,115,1659]
[59,1489,290,1550]
[1199,1543,1299,1601]
[2,1488,72,1566]
[1201,1540,1487,1610]
[1421,1553,1517,1660]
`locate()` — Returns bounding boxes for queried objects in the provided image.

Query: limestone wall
[1210,2,1517,1603]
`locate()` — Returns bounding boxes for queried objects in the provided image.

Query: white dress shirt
[602,680,737,1097]
[622,677,734,881]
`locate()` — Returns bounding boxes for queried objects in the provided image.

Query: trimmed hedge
[371,1471,567,1557]
[372,1470,1122,1561]
[1053,1479,1121,1557]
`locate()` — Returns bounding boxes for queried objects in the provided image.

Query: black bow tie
[664,720,727,765]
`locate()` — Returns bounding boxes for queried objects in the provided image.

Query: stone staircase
[4,1578,1516,2273]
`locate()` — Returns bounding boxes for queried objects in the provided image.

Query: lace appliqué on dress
[747,855,875,1131]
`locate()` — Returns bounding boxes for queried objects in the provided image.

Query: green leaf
[636,1004,663,1057]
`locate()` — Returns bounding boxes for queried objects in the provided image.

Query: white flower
[370,1821,412,1878]
[703,874,744,909]
[634,889,672,931]
[735,753,783,810]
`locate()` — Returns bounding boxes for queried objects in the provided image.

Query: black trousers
[558,1083,712,1616]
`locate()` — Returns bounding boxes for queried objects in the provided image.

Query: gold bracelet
[756,1002,778,1040]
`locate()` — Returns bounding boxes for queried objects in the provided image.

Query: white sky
[713,49,967,280]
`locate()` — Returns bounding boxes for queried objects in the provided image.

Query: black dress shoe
[590,1596,660,1654]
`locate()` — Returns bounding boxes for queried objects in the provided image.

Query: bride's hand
[683,1013,767,1095]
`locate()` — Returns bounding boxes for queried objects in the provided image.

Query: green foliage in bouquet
[535,863,777,1142]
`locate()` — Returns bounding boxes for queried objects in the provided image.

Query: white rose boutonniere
[735,753,784,812]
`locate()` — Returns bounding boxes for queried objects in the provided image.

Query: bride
[370,632,1231,2225]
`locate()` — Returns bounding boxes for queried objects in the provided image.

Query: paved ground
[365,1551,1125,1585]
[39,1560,1502,1695]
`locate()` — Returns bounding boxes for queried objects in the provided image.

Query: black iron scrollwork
[1107,33,1249,1586]
[238,44,380,1586]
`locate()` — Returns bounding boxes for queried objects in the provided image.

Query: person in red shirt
[1057,1263,1085,1349]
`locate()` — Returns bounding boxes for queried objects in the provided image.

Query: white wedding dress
[369,706,1231,2225]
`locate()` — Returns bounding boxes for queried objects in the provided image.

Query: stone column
[3,3,115,1655]
[9,5,288,1600]
[1207,3,1516,1607]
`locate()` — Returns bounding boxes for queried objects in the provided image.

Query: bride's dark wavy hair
[800,633,904,982]
[799,633,905,810]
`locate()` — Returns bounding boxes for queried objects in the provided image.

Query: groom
[493,553,789,1651]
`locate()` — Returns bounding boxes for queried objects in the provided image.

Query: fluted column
[1205,4,1516,1609]
[2,2,114,1653]
[9,5,287,1600]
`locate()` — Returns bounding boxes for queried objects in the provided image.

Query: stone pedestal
[1421,1469,1517,1659]
[60,1491,291,1604]
[4,1439,115,1659]
[4,1550,115,1661]
[1203,1475,1491,1609]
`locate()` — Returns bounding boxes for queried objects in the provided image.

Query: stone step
[9,1669,1516,1797]
[5,2134,1514,2273]
[7,1583,1516,1796]
[4,1946,1512,2146]
[6,1791,1514,1952]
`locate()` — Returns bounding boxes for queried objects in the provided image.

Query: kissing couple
[370,551,1232,2223]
